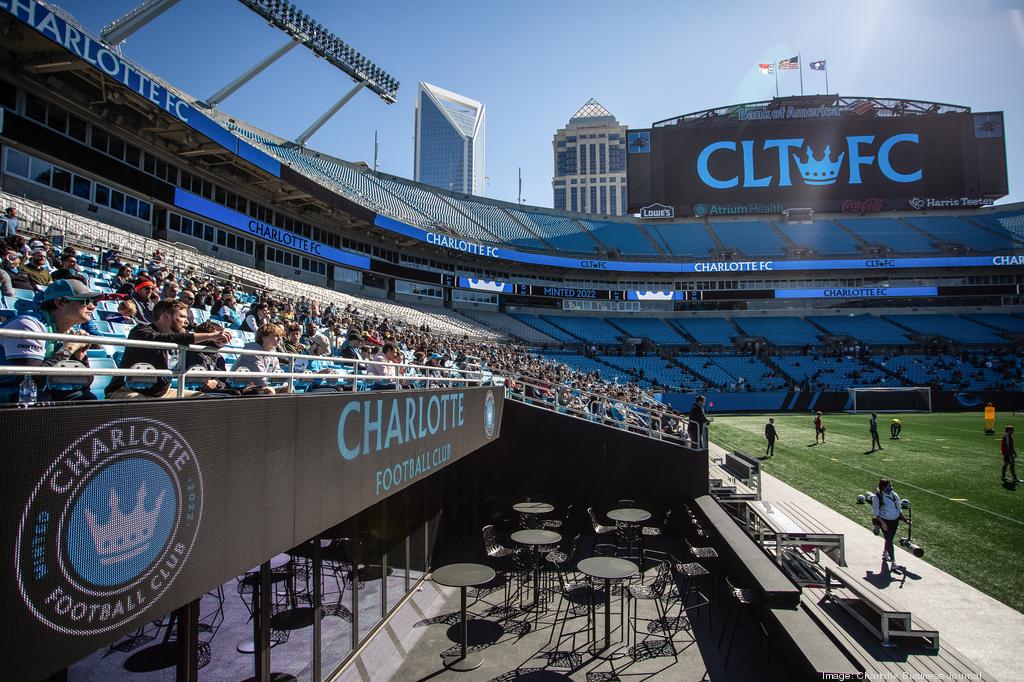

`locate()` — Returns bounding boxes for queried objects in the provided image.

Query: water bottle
[18,375,37,406]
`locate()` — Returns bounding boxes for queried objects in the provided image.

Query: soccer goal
[846,386,932,413]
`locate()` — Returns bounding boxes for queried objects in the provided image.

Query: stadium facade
[552,98,628,215]
[413,81,486,196]
[0,2,1022,680]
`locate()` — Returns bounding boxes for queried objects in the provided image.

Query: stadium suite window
[0,78,15,110]
[25,93,46,123]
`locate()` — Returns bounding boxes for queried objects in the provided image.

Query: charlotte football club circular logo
[16,417,203,635]
[693,203,708,218]
[484,390,496,439]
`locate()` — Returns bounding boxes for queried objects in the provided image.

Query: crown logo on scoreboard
[85,482,167,566]
[793,145,845,185]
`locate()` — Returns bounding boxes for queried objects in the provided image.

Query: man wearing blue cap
[0,279,103,401]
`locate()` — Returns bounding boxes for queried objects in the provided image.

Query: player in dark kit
[764,417,778,458]
[814,411,825,443]
[869,413,883,452]
[1001,425,1019,484]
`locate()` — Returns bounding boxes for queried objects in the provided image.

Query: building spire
[571,98,613,119]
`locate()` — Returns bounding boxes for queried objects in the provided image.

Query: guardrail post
[175,342,188,398]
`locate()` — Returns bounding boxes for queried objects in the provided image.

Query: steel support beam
[294,81,367,146]
[101,0,182,45]
[203,39,299,107]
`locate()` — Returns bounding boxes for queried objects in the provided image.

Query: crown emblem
[793,145,845,185]
[85,482,166,566]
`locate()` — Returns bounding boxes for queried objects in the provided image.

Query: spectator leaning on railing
[0,279,104,402]
[106,299,231,400]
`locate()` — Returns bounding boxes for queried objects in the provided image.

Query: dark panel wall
[466,400,708,520]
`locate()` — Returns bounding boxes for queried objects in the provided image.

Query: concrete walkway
[710,441,1021,682]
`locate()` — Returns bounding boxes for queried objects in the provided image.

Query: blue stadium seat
[730,317,822,346]
[89,357,117,396]
[905,216,1013,251]
[709,221,786,257]
[885,314,1005,345]
[839,218,937,253]
[608,318,687,345]
[578,219,660,256]
[775,220,861,255]
[644,222,717,258]
[540,316,622,344]
[672,318,736,346]
[807,315,912,345]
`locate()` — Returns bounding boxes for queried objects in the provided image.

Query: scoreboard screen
[627,110,1007,216]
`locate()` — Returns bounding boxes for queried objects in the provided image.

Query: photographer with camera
[872,478,910,570]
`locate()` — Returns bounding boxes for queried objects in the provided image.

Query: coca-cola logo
[841,198,885,213]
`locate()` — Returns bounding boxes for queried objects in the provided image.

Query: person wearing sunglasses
[0,279,103,402]
[52,253,87,285]
[1,248,32,291]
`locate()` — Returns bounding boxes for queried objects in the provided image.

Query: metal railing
[500,374,702,448]
[0,328,485,401]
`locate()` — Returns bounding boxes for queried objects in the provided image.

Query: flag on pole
[778,56,799,70]
[758,63,774,75]
[810,59,826,71]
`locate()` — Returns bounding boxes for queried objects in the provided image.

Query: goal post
[846,386,932,413]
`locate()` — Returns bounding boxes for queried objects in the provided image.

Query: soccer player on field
[1001,425,1019,484]
[814,411,825,443]
[984,402,996,434]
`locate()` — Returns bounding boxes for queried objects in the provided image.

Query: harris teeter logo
[16,418,203,635]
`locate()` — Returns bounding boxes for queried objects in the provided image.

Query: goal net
[846,387,932,413]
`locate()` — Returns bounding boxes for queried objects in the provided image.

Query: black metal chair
[717,576,768,667]
[685,537,720,599]
[546,560,599,653]
[587,506,617,556]
[626,559,676,656]
[641,508,673,567]
[670,560,712,632]
[544,533,580,594]
[197,586,225,669]
[482,524,517,609]
[541,503,574,532]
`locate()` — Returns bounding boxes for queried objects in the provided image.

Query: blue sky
[54,0,1024,208]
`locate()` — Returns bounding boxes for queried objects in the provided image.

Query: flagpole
[825,63,829,95]
[799,52,804,96]
[774,65,779,98]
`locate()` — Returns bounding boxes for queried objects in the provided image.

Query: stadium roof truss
[99,0,398,146]
[653,95,970,128]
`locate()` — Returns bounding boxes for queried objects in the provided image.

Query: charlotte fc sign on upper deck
[0,0,191,123]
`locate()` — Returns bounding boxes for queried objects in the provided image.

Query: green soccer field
[709,411,1024,614]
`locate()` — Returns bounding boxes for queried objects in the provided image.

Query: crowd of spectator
[1,227,675,434]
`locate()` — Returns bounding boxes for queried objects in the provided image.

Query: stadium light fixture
[236,0,399,104]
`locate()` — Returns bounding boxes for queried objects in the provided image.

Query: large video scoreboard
[627,106,1008,217]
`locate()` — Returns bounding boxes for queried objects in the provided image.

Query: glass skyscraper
[414,82,486,196]
[552,99,627,215]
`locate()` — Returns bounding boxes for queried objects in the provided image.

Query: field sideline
[709,411,1024,614]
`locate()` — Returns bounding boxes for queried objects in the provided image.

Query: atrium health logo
[16,417,203,635]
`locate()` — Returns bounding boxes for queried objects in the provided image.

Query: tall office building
[414,82,486,196]
[552,99,628,215]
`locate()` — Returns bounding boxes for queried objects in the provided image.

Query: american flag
[778,56,799,70]
[758,63,774,75]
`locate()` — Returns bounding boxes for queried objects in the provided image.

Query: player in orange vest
[984,403,996,434]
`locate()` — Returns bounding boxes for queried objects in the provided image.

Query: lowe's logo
[697,134,922,189]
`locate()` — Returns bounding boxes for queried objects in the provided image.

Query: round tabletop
[513,502,554,514]
[431,562,497,589]
[511,529,562,546]
[245,553,291,574]
[577,557,639,581]
[607,508,651,524]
